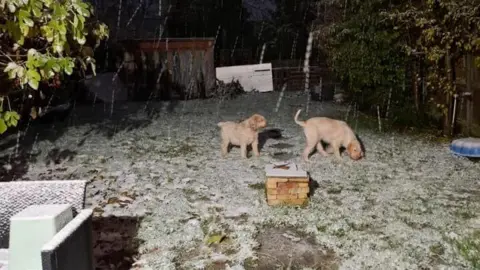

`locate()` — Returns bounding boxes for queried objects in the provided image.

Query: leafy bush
[317,0,480,134]
[386,0,480,133]
[317,0,408,117]
[0,0,108,134]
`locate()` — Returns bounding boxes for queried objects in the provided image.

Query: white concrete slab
[265,162,308,178]
[216,63,274,92]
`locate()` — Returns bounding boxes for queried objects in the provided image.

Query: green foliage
[386,0,480,61]
[0,98,20,134]
[0,0,109,134]
[318,0,480,132]
[318,0,407,113]
[386,0,480,130]
[326,20,405,92]
[454,230,480,269]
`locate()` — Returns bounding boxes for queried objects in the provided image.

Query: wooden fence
[270,60,338,100]
[454,54,480,135]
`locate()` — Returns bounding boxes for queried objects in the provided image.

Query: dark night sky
[244,0,276,21]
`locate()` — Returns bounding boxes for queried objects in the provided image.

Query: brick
[267,197,309,206]
[285,188,295,194]
[277,182,298,189]
[287,177,309,183]
[276,194,289,200]
[277,182,286,188]
[266,188,278,195]
[288,188,300,194]
[286,182,298,188]
[267,194,277,200]
[294,187,307,194]
[297,183,309,188]
[267,199,283,206]
[298,193,308,199]
[265,170,311,207]
[266,180,277,189]
[266,177,289,188]
[266,183,277,189]
[277,194,298,200]
[267,177,288,183]
[298,187,309,193]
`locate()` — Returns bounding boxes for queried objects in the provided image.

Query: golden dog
[217,114,267,158]
[294,109,363,161]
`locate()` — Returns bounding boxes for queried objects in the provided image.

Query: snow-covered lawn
[2,92,480,269]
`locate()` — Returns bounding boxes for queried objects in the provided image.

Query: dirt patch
[270,143,294,149]
[92,216,144,270]
[250,228,339,270]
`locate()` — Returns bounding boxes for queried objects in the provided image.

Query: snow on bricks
[265,162,309,206]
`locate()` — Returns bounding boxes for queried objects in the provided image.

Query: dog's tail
[217,122,226,127]
[294,109,306,127]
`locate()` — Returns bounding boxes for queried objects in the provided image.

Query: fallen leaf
[93,207,104,214]
[205,234,226,246]
[120,191,136,200]
[107,197,120,204]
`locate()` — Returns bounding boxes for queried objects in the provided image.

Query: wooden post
[466,53,473,135]
[413,59,420,112]
[443,51,453,136]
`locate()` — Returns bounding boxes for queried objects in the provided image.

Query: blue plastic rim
[450,137,480,158]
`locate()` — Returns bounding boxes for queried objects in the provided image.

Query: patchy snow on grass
[1,92,480,269]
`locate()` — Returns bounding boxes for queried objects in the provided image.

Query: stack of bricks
[264,163,310,206]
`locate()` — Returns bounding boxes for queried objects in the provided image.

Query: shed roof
[118,37,215,52]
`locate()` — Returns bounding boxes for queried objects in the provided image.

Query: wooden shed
[117,38,216,100]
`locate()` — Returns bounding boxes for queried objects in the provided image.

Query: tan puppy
[217,114,267,158]
[294,109,363,161]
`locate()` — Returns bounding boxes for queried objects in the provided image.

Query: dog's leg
[252,139,260,157]
[240,143,248,158]
[302,129,317,161]
[221,139,229,157]
[302,143,316,161]
[316,143,329,157]
[331,142,343,161]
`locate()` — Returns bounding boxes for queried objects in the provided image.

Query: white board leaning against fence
[216,63,274,93]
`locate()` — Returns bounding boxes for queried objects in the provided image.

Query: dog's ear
[248,117,258,130]
[249,114,263,130]
[255,114,267,128]
[347,142,354,152]
[347,142,353,154]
